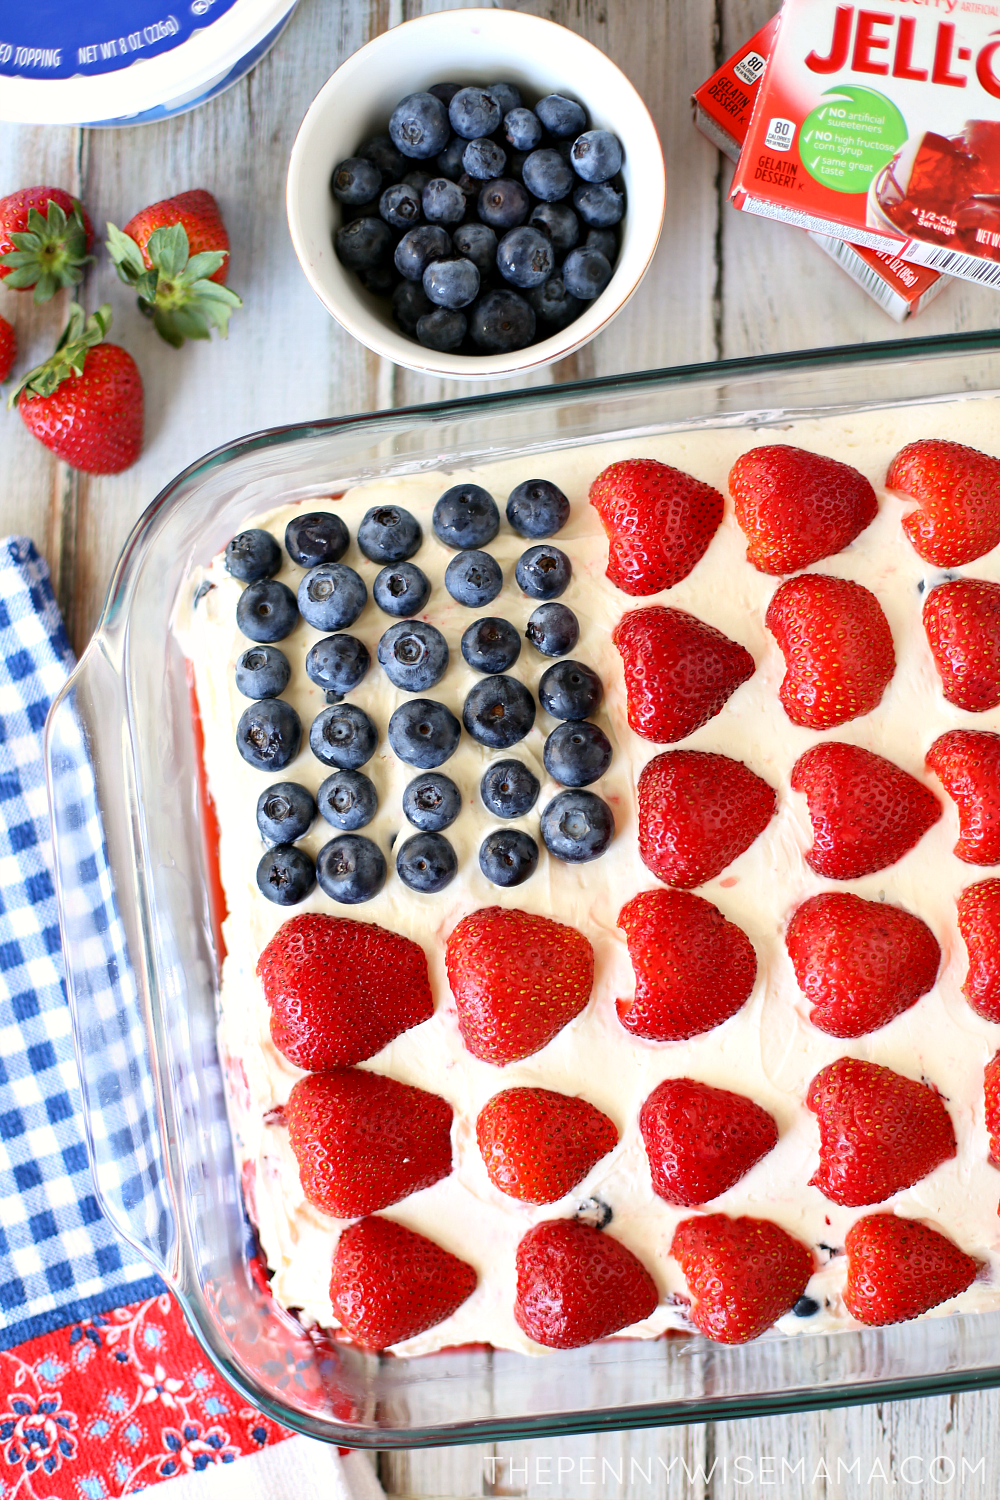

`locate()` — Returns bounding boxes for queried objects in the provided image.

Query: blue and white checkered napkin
[0,537,161,1351]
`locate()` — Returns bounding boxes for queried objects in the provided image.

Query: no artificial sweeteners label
[0,0,241,79]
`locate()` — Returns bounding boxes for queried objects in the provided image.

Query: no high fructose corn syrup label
[0,0,241,79]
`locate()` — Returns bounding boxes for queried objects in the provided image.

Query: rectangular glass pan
[45,331,1000,1448]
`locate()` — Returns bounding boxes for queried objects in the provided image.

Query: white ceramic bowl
[285,8,665,380]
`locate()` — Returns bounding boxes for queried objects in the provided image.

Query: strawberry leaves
[0,198,94,303]
[106,220,242,347]
[8,302,111,408]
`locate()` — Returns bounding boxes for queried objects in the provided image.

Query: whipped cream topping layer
[175,396,1000,1355]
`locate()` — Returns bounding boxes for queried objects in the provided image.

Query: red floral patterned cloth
[0,1292,291,1499]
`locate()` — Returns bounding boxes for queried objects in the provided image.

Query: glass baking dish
[44,333,1000,1447]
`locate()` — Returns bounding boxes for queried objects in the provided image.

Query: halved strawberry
[843,1214,979,1327]
[617,888,757,1041]
[256,913,434,1071]
[957,879,1000,1022]
[785,892,940,1038]
[514,1219,658,1349]
[926,730,1000,865]
[729,445,878,575]
[636,750,776,888]
[476,1088,618,1204]
[640,1078,778,1206]
[612,605,755,744]
[445,907,594,1065]
[0,187,94,302]
[923,578,1000,712]
[807,1057,956,1207]
[285,1068,453,1218]
[887,438,1000,566]
[588,458,724,595]
[331,1216,477,1350]
[791,742,941,880]
[984,1050,1000,1164]
[671,1213,813,1344]
[765,572,895,729]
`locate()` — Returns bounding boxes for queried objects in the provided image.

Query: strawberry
[285,1068,453,1218]
[790,742,941,880]
[636,750,776,888]
[445,907,594,1065]
[0,315,14,382]
[612,606,755,744]
[330,1216,477,1350]
[887,438,1000,567]
[639,1078,778,1206]
[729,445,878,576]
[588,458,724,596]
[107,190,241,347]
[0,187,94,302]
[514,1219,658,1349]
[617,888,757,1041]
[923,578,1000,712]
[9,304,143,475]
[785,892,940,1039]
[843,1214,979,1327]
[670,1214,813,1344]
[765,573,895,729]
[926,730,1000,865]
[475,1087,618,1204]
[984,1050,1000,1163]
[957,879,1000,1022]
[807,1057,956,1207]
[256,912,434,1071]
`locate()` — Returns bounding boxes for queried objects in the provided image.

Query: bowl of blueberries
[285,7,664,377]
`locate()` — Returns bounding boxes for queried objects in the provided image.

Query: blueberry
[256,844,316,906]
[461,616,521,673]
[507,150,529,183]
[342,199,383,223]
[497,226,555,290]
[489,83,522,117]
[562,246,612,300]
[516,544,572,600]
[479,828,539,887]
[544,720,612,787]
[573,181,624,227]
[436,137,468,179]
[793,1296,821,1318]
[357,505,422,564]
[477,179,529,231]
[309,703,378,770]
[570,130,623,183]
[529,201,580,255]
[540,789,614,862]
[449,87,501,141]
[237,699,302,771]
[420,177,465,227]
[331,157,382,205]
[586,227,618,261]
[538,660,603,720]
[237,579,299,643]
[452,222,498,276]
[297,564,366,631]
[379,181,423,229]
[395,224,453,281]
[256,781,316,843]
[480,758,540,818]
[304,634,369,698]
[423,257,480,309]
[536,94,587,139]
[428,82,461,106]
[358,135,406,184]
[402,771,462,831]
[389,92,451,159]
[445,550,503,607]
[396,831,458,893]
[378,620,449,692]
[463,138,507,180]
[317,769,378,830]
[417,308,467,352]
[388,699,461,768]
[403,169,434,195]
[360,264,398,297]
[392,279,434,334]
[373,561,431,617]
[433,484,500,549]
[236,645,291,699]
[506,479,570,538]
[284,512,349,569]
[522,149,574,203]
[526,602,579,656]
[470,290,535,352]
[335,217,393,272]
[225,528,281,582]
[504,107,542,152]
[316,834,386,904]
[463,674,535,748]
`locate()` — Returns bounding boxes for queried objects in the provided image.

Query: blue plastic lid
[0,0,241,80]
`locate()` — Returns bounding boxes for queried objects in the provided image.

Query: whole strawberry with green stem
[0,187,94,303]
[106,190,241,347]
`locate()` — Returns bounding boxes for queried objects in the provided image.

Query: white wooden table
[2,0,998,1491]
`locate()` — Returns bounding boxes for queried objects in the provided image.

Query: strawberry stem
[7,303,111,409]
[0,199,94,304]
[106,220,242,348]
